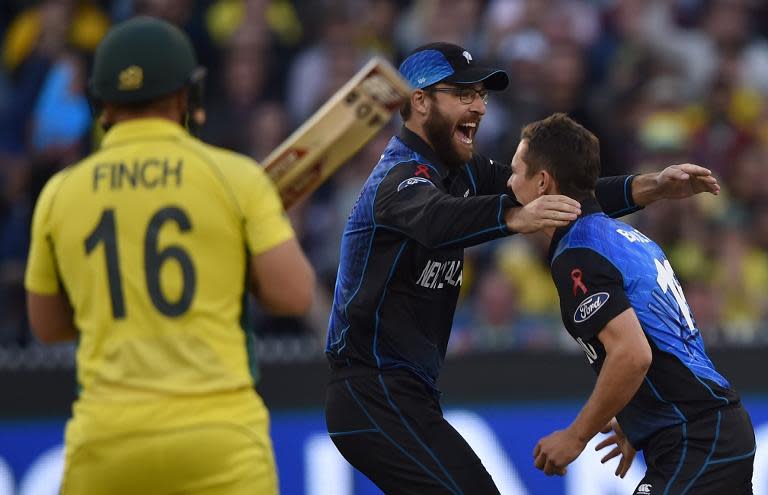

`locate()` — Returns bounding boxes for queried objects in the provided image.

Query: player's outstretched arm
[505,195,581,233]
[533,308,650,476]
[26,291,77,343]
[631,164,720,206]
[250,237,316,316]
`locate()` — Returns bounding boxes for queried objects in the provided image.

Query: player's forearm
[504,205,526,232]
[629,173,662,207]
[381,192,512,248]
[250,238,316,316]
[26,291,78,343]
[567,350,649,443]
[594,175,639,217]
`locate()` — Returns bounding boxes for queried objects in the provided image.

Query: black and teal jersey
[549,197,740,449]
[326,126,642,390]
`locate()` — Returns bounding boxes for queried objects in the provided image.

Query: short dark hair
[399,97,412,121]
[520,113,600,199]
[399,87,439,122]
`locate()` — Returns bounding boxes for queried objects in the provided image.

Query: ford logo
[397,176,434,192]
[574,292,610,323]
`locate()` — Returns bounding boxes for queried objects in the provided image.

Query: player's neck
[101,93,186,129]
[404,121,432,150]
[105,110,183,127]
[541,186,562,241]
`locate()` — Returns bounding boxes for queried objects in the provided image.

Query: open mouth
[456,121,478,145]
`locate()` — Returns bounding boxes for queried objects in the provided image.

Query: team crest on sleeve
[398,176,435,192]
[574,292,610,323]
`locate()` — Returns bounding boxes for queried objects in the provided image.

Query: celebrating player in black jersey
[507,113,755,494]
[324,42,723,494]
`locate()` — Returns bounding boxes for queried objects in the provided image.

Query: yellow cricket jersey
[25,118,294,407]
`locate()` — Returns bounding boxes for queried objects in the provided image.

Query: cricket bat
[263,57,411,209]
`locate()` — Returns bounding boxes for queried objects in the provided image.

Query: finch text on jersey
[416,260,463,289]
[93,158,184,191]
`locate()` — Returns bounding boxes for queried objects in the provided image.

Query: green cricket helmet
[89,16,204,104]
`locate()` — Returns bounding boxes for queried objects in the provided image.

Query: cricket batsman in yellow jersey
[24,16,315,495]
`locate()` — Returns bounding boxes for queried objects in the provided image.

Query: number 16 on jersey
[85,206,196,319]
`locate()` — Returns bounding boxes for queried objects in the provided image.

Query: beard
[423,104,468,169]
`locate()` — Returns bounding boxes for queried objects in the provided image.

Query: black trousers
[634,403,756,495]
[325,369,498,495]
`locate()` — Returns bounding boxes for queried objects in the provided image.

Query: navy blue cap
[399,42,509,91]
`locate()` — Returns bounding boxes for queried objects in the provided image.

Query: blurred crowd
[2,0,768,356]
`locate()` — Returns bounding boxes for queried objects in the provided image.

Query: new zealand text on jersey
[92,158,183,191]
[416,260,463,289]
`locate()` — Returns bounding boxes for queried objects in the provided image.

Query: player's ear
[99,104,114,130]
[539,170,553,195]
[411,89,430,116]
[175,88,189,123]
